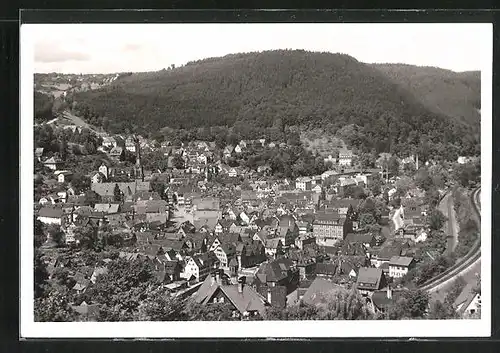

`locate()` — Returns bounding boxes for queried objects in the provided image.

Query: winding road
[419,187,481,294]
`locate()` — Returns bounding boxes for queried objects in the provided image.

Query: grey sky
[28,23,489,74]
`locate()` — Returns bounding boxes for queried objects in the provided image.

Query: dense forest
[62,50,479,157]
[34,91,55,122]
[372,63,480,133]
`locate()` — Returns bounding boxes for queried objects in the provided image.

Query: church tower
[133,135,144,181]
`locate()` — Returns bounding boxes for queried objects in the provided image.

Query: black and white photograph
[20,21,491,338]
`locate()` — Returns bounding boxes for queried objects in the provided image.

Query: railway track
[419,187,481,292]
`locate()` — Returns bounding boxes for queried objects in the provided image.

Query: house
[254,258,300,295]
[264,238,283,258]
[35,147,44,161]
[91,181,150,202]
[213,243,237,269]
[453,281,481,317]
[194,272,269,318]
[37,206,64,225]
[93,203,120,214]
[388,256,415,278]
[322,198,360,217]
[56,171,73,183]
[295,177,312,191]
[90,266,108,284]
[102,136,117,148]
[223,145,234,157]
[236,240,267,269]
[71,301,100,320]
[239,211,250,225]
[313,212,353,247]
[43,157,62,171]
[312,184,322,194]
[371,287,404,313]
[125,137,136,152]
[182,252,220,282]
[356,267,385,295]
[338,149,354,166]
[91,171,106,184]
[109,146,123,160]
[228,168,238,178]
[294,233,316,250]
[301,277,344,306]
[344,233,376,249]
[98,164,109,179]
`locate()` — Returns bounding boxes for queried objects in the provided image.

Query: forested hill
[66,50,479,157]
[371,64,480,131]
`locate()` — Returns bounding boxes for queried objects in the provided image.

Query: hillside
[66,50,478,157]
[371,64,480,131]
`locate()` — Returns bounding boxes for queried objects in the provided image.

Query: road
[438,192,459,255]
[391,206,404,231]
[420,187,481,295]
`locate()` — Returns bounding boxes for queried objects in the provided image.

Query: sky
[27,23,489,74]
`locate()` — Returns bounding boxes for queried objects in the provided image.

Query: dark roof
[372,289,404,310]
[302,277,344,306]
[345,233,375,244]
[38,206,64,219]
[356,267,383,289]
[203,284,269,315]
[388,256,414,267]
[256,258,294,283]
[315,263,338,276]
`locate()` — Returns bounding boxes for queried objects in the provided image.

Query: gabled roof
[43,156,62,164]
[356,267,383,289]
[38,206,64,219]
[302,277,343,306]
[453,281,480,314]
[203,284,269,316]
[388,256,414,267]
[265,238,282,249]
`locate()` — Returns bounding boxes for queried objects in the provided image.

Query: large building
[312,212,353,247]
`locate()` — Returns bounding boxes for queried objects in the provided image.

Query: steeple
[133,135,144,181]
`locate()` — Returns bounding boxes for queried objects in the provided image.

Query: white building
[388,256,414,278]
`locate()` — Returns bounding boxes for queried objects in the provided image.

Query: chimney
[216,270,221,285]
[210,272,216,286]
[267,287,272,304]
[386,286,392,299]
[238,277,246,293]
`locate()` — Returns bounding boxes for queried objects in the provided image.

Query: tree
[34,250,49,299]
[137,287,186,321]
[91,258,155,317]
[74,223,98,250]
[113,183,122,202]
[71,173,91,193]
[424,188,441,209]
[46,224,64,247]
[388,156,400,177]
[415,168,434,191]
[34,286,79,322]
[428,300,458,319]
[387,289,429,319]
[370,175,383,197]
[34,218,46,248]
[150,179,166,199]
[315,288,373,320]
[427,209,447,231]
[265,301,319,320]
[359,213,377,229]
[173,154,185,169]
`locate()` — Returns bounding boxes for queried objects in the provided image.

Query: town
[33,119,481,322]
